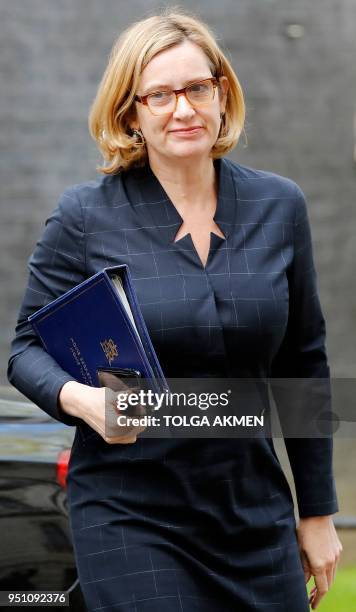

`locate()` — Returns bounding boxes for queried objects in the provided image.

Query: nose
[173,92,195,119]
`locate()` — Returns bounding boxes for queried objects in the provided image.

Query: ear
[126,106,139,132]
[218,76,229,114]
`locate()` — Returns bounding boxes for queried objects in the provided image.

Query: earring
[132,128,146,145]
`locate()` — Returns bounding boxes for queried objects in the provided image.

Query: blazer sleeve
[7,188,87,426]
[270,183,339,518]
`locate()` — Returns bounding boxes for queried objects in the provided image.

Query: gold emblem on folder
[100,339,119,365]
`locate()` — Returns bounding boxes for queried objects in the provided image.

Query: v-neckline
[175,231,226,270]
[123,157,238,271]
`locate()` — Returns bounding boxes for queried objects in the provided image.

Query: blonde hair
[89,7,246,174]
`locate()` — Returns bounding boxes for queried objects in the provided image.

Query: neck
[148,154,217,212]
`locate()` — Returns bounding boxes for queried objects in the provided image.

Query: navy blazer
[8,157,338,519]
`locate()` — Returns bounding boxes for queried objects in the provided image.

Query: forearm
[58,380,94,421]
[285,437,338,518]
[8,344,81,426]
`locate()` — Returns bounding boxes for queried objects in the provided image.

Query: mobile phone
[97,367,141,378]
[96,367,142,392]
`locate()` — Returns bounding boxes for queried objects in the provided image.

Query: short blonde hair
[89,8,246,174]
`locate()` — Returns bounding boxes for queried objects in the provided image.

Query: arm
[270,183,338,518]
[270,184,342,608]
[7,188,86,426]
[7,188,146,443]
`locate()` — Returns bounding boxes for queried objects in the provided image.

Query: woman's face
[130,40,229,165]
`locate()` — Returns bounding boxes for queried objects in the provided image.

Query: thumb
[299,549,312,584]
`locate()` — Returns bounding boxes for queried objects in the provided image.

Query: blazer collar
[124,157,237,245]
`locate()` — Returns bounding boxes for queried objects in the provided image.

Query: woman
[8,10,342,611]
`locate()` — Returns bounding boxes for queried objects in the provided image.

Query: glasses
[134,77,220,116]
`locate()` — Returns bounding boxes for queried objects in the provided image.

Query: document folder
[28,265,168,394]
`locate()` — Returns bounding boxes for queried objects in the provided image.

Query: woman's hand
[58,380,146,444]
[296,515,343,609]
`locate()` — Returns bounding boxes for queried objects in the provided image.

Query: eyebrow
[142,76,212,95]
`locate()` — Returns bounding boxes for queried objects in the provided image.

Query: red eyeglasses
[134,77,220,115]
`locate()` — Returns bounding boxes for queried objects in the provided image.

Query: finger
[311,571,329,609]
[105,433,137,444]
[115,420,146,435]
[331,562,337,584]
[86,415,106,438]
[106,424,146,443]
[112,437,137,444]
[308,585,317,605]
[134,424,147,434]
[299,550,311,583]
[114,409,145,428]
[304,568,312,584]
[115,401,146,417]
[332,548,341,583]
[117,436,137,444]
[309,584,317,596]
[326,562,334,588]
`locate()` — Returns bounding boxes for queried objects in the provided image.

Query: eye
[188,81,210,94]
[148,90,172,101]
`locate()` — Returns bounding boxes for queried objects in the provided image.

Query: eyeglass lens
[147,80,215,113]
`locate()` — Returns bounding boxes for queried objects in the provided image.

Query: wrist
[58,380,89,419]
[299,514,333,523]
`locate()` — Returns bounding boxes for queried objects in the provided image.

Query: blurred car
[0,385,86,610]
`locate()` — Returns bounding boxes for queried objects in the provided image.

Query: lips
[170,127,203,132]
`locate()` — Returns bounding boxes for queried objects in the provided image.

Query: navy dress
[8,157,338,611]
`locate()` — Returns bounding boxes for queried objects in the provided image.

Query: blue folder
[28,265,168,394]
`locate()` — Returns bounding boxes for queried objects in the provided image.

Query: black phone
[97,367,141,378]
[96,367,142,392]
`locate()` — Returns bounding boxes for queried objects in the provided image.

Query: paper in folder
[28,265,168,394]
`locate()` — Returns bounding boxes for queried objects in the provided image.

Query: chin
[169,142,212,159]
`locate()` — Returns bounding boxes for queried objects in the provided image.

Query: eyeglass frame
[133,76,221,115]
